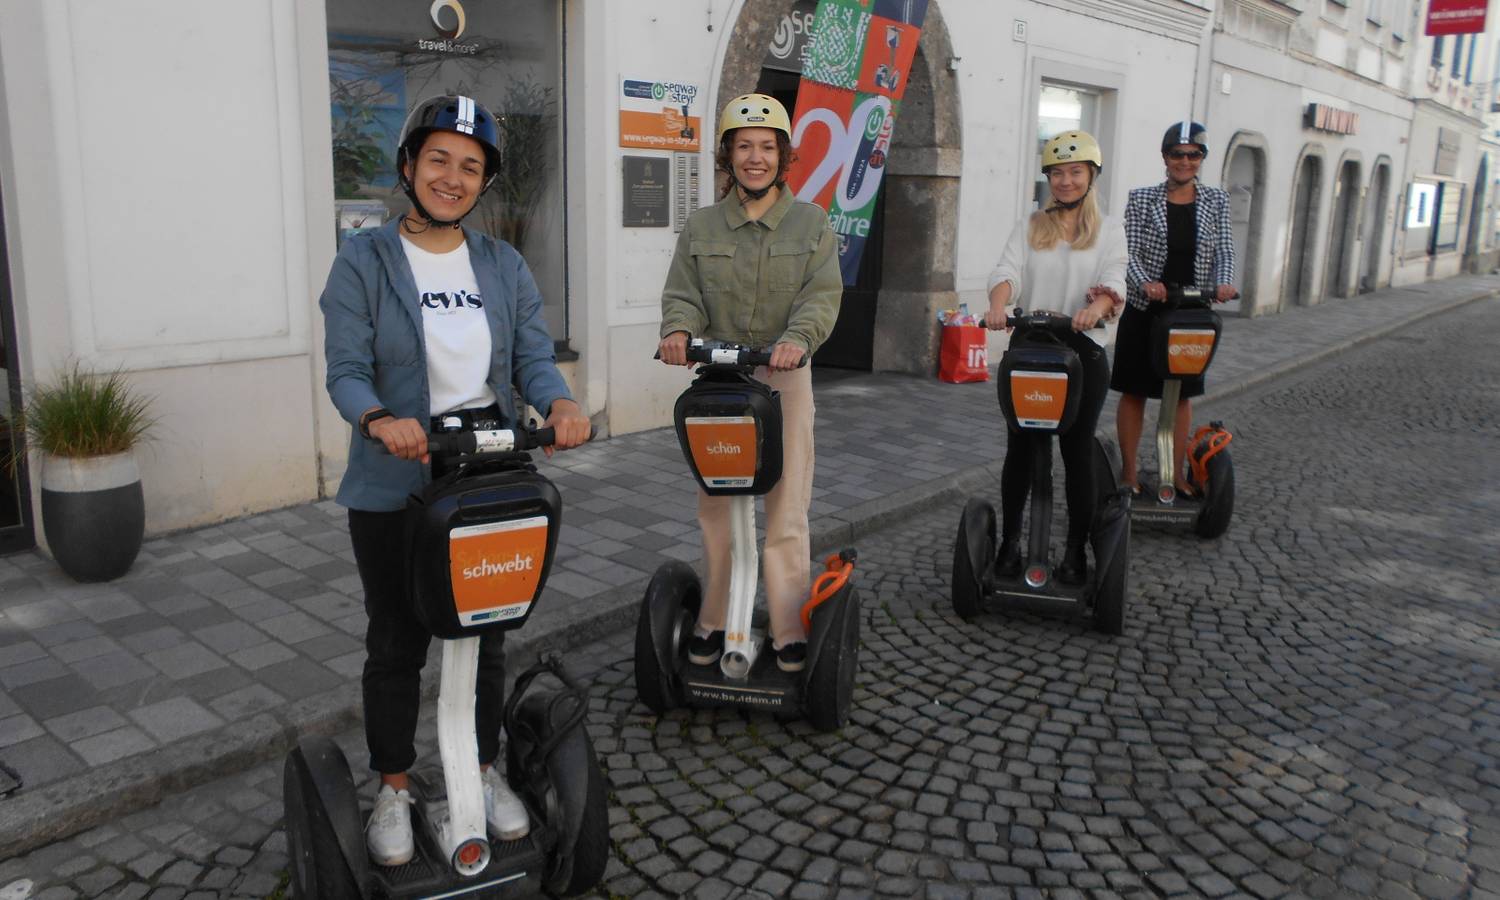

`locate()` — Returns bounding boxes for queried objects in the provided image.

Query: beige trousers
[695,365,815,646]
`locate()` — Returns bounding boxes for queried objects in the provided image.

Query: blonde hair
[1028,187,1103,252]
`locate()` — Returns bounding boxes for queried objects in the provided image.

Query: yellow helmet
[718,93,792,144]
[1041,131,1103,171]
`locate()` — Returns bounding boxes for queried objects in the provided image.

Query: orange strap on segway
[1188,424,1233,488]
[801,551,856,632]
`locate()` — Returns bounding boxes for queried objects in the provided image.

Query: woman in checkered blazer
[1111,121,1236,497]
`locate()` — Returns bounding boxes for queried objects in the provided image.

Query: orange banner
[1010,370,1069,429]
[1166,329,1216,376]
[685,416,758,487]
[449,516,550,626]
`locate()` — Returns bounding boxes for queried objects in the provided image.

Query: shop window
[1034,83,1100,209]
[1403,180,1436,256]
[325,0,568,339]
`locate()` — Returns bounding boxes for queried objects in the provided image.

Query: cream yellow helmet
[1041,131,1103,171]
[717,93,792,144]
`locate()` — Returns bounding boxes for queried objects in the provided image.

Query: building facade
[0,0,1490,549]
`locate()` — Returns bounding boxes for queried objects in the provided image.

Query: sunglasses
[1167,150,1205,161]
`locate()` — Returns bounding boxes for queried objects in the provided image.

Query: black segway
[634,341,860,732]
[1129,286,1236,538]
[952,309,1132,634]
[283,424,609,899]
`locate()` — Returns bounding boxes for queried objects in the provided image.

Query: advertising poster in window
[786,0,929,285]
[324,0,569,338]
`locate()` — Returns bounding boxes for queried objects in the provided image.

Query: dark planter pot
[40,452,144,582]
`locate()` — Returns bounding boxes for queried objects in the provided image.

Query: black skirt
[1109,302,1205,399]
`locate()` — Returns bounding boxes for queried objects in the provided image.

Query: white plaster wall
[1206,27,1414,313]
[0,0,337,535]
[576,0,745,436]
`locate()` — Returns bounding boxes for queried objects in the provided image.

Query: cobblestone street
[1,297,1497,899]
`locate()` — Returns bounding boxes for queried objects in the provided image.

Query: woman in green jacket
[657,93,843,673]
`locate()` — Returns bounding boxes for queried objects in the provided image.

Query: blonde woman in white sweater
[984,131,1126,584]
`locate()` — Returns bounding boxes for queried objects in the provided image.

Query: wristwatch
[359,407,394,439]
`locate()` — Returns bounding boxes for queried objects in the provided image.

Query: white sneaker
[365,783,415,866]
[481,766,531,840]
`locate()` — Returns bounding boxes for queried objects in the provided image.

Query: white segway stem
[1156,379,1182,505]
[434,637,492,876]
[721,494,761,679]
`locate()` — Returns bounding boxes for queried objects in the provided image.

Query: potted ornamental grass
[20,364,154,581]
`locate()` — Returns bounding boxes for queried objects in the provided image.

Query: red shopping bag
[939,324,989,383]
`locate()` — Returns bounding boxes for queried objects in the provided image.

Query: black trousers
[348,508,507,774]
[1000,334,1111,549]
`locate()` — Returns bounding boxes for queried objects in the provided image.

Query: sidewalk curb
[0,286,1491,860]
[1203,287,1496,406]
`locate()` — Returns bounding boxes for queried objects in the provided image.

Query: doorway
[1222,136,1266,315]
[1284,151,1324,308]
[1464,153,1488,272]
[1361,160,1391,293]
[0,182,34,555]
[1324,157,1361,300]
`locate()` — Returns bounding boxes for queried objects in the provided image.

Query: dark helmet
[396,95,502,225]
[1161,121,1209,158]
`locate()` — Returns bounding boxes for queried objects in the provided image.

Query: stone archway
[1221,131,1268,317]
[718,0,963,375]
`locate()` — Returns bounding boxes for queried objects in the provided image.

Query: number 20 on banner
[790,94,893,214]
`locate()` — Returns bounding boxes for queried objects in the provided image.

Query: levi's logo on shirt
[421,290,483,312]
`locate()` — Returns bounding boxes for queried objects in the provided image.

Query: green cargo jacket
[659,188,843,353]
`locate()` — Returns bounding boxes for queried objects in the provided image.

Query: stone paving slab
[0,273,1494,860]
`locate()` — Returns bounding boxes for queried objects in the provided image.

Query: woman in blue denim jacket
[319,95,590,867]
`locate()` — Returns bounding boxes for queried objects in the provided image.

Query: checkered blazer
[1123,181,1235,310]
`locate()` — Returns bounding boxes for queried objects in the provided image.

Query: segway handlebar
[655,339,809,369]
[426,424,596,458]
[1163,286,1238,307]
[992,306,1106,335]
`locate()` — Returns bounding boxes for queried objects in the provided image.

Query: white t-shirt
[986,213,1128,347]
[401,236,497,416]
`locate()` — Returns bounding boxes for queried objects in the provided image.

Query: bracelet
[358,407,393,439]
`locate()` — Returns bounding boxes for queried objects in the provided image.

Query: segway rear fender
[1089,489,1131,594]
[804,580,853,678]
[510,693,592,893]
[291,737,370,895]
[644,561,700,683]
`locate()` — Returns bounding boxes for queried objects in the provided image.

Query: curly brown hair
[715,130,797,199]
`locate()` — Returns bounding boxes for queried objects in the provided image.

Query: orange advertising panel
[685,416,758,488]
[449,516,550,626]
[619,78,702,152]
[1010,370,1069,430]
[1166,328,1216,376]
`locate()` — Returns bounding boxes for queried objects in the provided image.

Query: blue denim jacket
[321,220,572,511]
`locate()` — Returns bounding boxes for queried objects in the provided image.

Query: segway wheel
[952,499,995,620]
[544,740,611,898]
[1193,448,1235,539]
[1092,519,1129,636]
[283,746,361,900]
[806,587,861,732]
[633,562,699,714]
